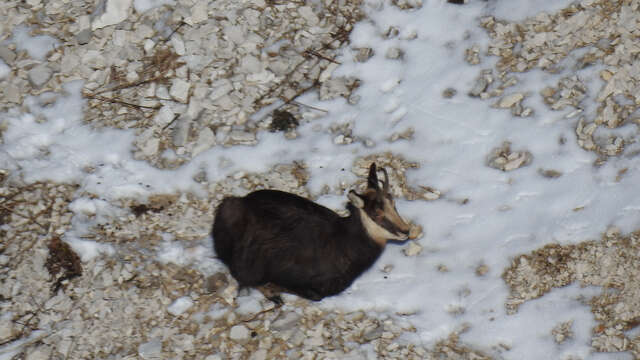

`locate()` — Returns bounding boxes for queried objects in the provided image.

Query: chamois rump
[212,163,411,301]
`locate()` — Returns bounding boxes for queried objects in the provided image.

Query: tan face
[348,163,412,246]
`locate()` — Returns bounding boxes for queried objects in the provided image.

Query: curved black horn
[367,163,379,189]
[380,167,389,193]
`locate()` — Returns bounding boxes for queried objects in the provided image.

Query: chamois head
[347,163,411,246]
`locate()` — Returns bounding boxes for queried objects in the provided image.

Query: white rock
[209,80,234,101]
[498,93,524,108]
[154,105,175,127]
[25,345,51,360]
[271,312,300,331]
[140,137,159,157]
[246,70,275,83]
[126,70,139,82]
[249,349,268,360]
[144,39,156,53]
[0,46,16,64]
[0,317,13,342]
[92,0,133,30]
[320,78,349,100]
[155,85,171,100]
[0,60,10,79]
[229,324,250,342]
[172,116,191,147]
[298,6,319,26]
[221,280,238,304]
[171,35,185,56]
[61,53,80,74]
[403,241,422,257]
[192,127,215,156]
[112,30,127,46]
[82,50,106,69]
[240,55,263,74]
[167,296,194,316]
[225,25,245,44]
[504,157,523,171]
[227,131,257,145]
[138,338,162,359]
[189,0,208,24]
[170,78,190,103]
[28,64,53,88]
[319,62,339,82]
[4,84,21,103]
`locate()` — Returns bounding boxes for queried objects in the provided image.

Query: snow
[11,26,59,61]
[1,0,639,358]
[64,237,115,262]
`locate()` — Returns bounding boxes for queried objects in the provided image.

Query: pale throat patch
[357,208,407,246]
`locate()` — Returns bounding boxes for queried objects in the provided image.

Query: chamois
[212,163,411,301]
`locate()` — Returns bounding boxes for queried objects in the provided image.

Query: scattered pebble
[403,241,423,257]
[28,64,53,88]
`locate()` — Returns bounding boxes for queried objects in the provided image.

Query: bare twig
[84,93,161,110]
[162,114,180,130]
[152,21,187,50]
[0,204,47,230]
[304,49,341,64]
[91,75,172,95]
[209,303,283,337]
[290,100,328,113]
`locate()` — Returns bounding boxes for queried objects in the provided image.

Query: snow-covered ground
[2,0,640,358]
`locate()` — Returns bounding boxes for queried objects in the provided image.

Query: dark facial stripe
[380,216,406,236]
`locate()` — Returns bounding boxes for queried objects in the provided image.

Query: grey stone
[138,338,162,359]
[170,78,190,103]
[363,325,384,341]
[227,131,257,145]
[171,115,191,147]
[76,29,92,45]
[229,324,250,343]
[0,46,16,64]
[4,84,21,103]
[28,64,53,88]
[271,312,300,331]
[92,0,132,30]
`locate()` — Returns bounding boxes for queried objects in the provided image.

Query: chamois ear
[367,163,379,190]
[348,190,365,208]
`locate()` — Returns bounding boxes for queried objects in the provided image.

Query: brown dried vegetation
[45,236,82,293]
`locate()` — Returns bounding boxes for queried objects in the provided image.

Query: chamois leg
[228,234,267,287]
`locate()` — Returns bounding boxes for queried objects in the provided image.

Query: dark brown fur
[212,164,409,301]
